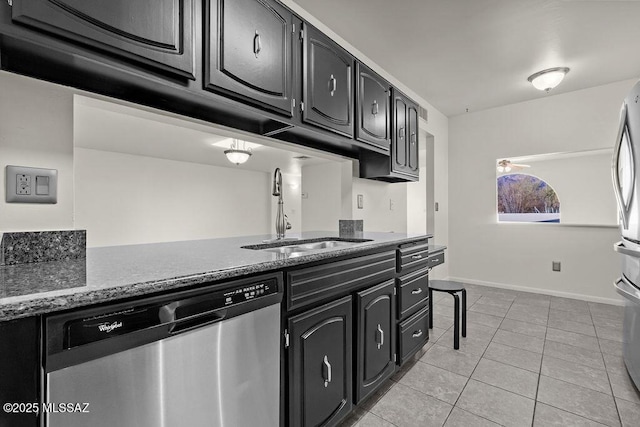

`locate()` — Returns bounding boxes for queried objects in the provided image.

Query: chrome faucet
[272,168,291,239]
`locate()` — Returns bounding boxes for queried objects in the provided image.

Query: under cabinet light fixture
[224,139,252,165]
[527,67,570,92]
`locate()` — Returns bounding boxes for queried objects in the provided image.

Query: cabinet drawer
[428,251,445,269]
[287,251,396,311]
[398,267,429,319]
[397,241,430,273]
[398,306,429,365]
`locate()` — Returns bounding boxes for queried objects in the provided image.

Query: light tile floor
[339,282,640,427]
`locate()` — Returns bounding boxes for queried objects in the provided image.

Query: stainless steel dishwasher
[43,273,282,427]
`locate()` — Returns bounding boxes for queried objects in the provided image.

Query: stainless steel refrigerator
[613,80,640,389]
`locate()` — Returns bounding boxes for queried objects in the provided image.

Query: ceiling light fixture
[527,67,570,92]
[224,139,252,165]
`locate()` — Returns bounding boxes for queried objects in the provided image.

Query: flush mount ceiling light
[527,67,570,92]
[224,139,252,165]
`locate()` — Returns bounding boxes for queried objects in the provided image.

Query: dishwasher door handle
[168,308,227,334]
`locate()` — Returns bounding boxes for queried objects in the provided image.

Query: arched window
[497,174,560,223]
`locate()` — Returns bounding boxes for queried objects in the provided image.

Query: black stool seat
[429,280,466,292]
[428,280,466,350]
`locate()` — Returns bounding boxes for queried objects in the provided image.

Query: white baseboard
[446,276,624,306]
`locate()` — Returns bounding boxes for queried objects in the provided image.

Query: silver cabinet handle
[398,127,405,139]
[612,102,633,230]
[431,258,440,263]
[614,276,640,305]
[411,288,423,295]
[411,131,416,145]
[376,324,384,349]
[412,330,423,338]
[372,100,379,115]
[614,241,640,258]
[411,254,423,260]
[322,355,332,387]
[253,31,262,58]
[329,75,337,96]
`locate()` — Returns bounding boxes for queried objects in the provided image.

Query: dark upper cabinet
[205,0,297,117]
[392,89,419,178]
[302,23,354,138]
[356,62,391,151]
[355,280,396,404]
[358,88,419,182]
[288,296,353,427]
[11,0,196,79]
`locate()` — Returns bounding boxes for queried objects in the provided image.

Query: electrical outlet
[389,199,395,211]
[5,165,58,204]
[552,261,561,272]
[357,194,364,209]
[16,174,31,195]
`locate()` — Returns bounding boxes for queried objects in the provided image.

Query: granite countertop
[0,231,441,321]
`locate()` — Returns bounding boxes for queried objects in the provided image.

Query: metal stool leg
[453,293,460,350]
[428,288,433,329]
[461,289,467,338]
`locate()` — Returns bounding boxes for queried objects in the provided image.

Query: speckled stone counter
[0,231,440,321]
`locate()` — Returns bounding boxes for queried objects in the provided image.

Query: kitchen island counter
[0,231,439,320]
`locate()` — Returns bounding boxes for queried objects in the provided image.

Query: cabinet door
[288,296,353,427]
[392,90,420,178]
[407,103,419,175]
[356,280,396,403]
[206,0,295,116]
[356,63,390,151]
[303,24,354,137]
[392,92,408,174]
[11,0,195,79]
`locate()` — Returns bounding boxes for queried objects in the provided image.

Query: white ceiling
[292,0,640,117]
[73,96,342,175]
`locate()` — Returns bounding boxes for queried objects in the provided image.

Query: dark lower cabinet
[205,0,297,116]
[302,23,354,138]
[0,317,40,427]
[11,0,196,79]
[288,296,353,427]
[398,306,429,365]
[355,62,391,151]
[355,280,396,404]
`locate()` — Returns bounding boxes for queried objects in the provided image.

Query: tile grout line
[440,294,513,426]
[592,303,625,427]
[531,300,551,427]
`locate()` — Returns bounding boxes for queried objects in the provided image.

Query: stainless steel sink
[241,238,372,257]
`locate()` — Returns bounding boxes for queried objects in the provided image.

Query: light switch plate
[5,165,58,204]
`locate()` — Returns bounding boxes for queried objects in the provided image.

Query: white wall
[301,162,343,232]
[74,148,272,247]
[351,176,408,233]
[0,71,75,231]
[449,79,637,303]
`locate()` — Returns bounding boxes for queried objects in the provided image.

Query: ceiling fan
[497,159,530,173]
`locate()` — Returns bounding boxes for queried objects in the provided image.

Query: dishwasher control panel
[56,277,280,350]
[223,279,276,305]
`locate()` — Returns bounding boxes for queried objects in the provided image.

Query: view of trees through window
[497,174,560,222]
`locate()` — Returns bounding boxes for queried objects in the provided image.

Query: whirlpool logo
[97,321,123,333]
